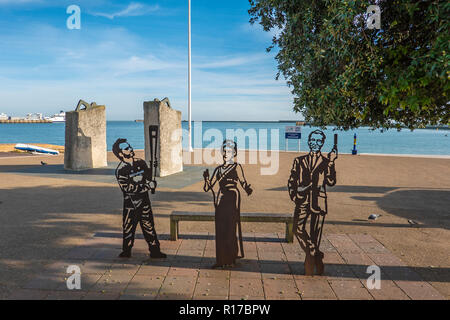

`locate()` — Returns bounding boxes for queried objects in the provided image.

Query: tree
[249,0,449,129]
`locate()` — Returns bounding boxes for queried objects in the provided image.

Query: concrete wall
[144,98,183,177]
[64,105,107,170]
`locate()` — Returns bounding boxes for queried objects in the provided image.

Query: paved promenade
[8,232,445,300]
[0,151,448,299]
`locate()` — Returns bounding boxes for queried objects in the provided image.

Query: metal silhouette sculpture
[203,140,253,268]
[113,130,166,259]
[288,130,337,275]
[75,99,104,111]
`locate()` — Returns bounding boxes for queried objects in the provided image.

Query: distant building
[26,113,43,120]
[0,113,8,120]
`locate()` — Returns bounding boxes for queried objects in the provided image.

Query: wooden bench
[170,211,294,243]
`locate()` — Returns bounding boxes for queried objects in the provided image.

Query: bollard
[143,98,183,177]
[64,100,107,170]
[352,133,358,155]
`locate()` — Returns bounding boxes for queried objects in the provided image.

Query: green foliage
[249,0,449,129]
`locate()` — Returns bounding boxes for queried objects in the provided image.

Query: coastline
[1,122,449,156]
[359,152,450,159]
[186,148,450,159]
[1,146,448,160]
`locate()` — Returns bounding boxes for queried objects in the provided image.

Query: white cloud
[0,21,295,120]
[91,2,160,20]
[196,54,267,69]
[112,55,183,75]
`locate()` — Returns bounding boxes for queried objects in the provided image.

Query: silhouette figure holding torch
[113,138,166,259]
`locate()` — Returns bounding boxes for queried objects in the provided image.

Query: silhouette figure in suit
[288,130,337,275]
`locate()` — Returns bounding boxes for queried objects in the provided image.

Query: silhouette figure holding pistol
[287,130,337,275]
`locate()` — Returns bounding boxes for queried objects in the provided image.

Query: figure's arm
[138,160,153,183]
[287,159,299,201]
[325,160,337,186]
[237,164,252,196]
[288,158,310,201]
[117,168,150,194]
[325,147,337,187]
[203,167,219,192]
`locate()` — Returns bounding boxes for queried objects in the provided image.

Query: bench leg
[286,221,294,243]
[170,219,178,241]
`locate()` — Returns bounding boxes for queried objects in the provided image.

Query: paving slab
[230,278,264,298]
[198,269,230,279]
[394,280,445,300]
[295,278,337,299]
[90,272,134,293]
[45,290,85,300]
[263,278,300,299]
[193,295,229,300]
[119,293,156,300]
[136,264,170,277]
[23,273,65,291]
[193,277,229,298]
[229,295,266,300]
[124,275,163,297]
[260,262,293,280]
[82,291,121,300]
[6,289,49,300]
[362,280,410,300]
[159,276,197,297]
[329,279,374,300]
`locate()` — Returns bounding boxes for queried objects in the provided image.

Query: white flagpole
[188,0,193,152]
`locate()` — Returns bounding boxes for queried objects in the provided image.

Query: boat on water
[14,144,59,155]
[45,111,66,123]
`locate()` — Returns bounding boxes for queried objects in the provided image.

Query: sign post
[285,125,302,152]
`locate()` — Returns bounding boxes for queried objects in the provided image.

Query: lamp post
[188,0,193,152]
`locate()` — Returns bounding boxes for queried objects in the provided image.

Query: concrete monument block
[144,98,183,177]
[64,100,107,170]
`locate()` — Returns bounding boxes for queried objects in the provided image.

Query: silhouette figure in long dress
[203,140,253,268]
[113,138,166,259]
[287,130,337,275]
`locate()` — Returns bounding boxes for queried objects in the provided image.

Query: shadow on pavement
[267,184,450,230]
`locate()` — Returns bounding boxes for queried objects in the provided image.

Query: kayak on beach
[14,143,60,155]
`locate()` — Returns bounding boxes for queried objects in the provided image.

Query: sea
[0,121,449,156]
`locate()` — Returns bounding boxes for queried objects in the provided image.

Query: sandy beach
[0,150,448,299]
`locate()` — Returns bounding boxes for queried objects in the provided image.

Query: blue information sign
[285,132,301,139]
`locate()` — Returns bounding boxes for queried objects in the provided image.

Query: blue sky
[0,0,297,120]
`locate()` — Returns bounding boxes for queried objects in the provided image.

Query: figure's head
[221,140,237,163]
[112,138,135,161]
[308,130,326,153]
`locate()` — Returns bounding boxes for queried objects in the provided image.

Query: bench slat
[170,211,294,243]
[171,211,292,222]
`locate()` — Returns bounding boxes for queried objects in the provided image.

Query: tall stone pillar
[144,98,183,177]
[64,100,107,170]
